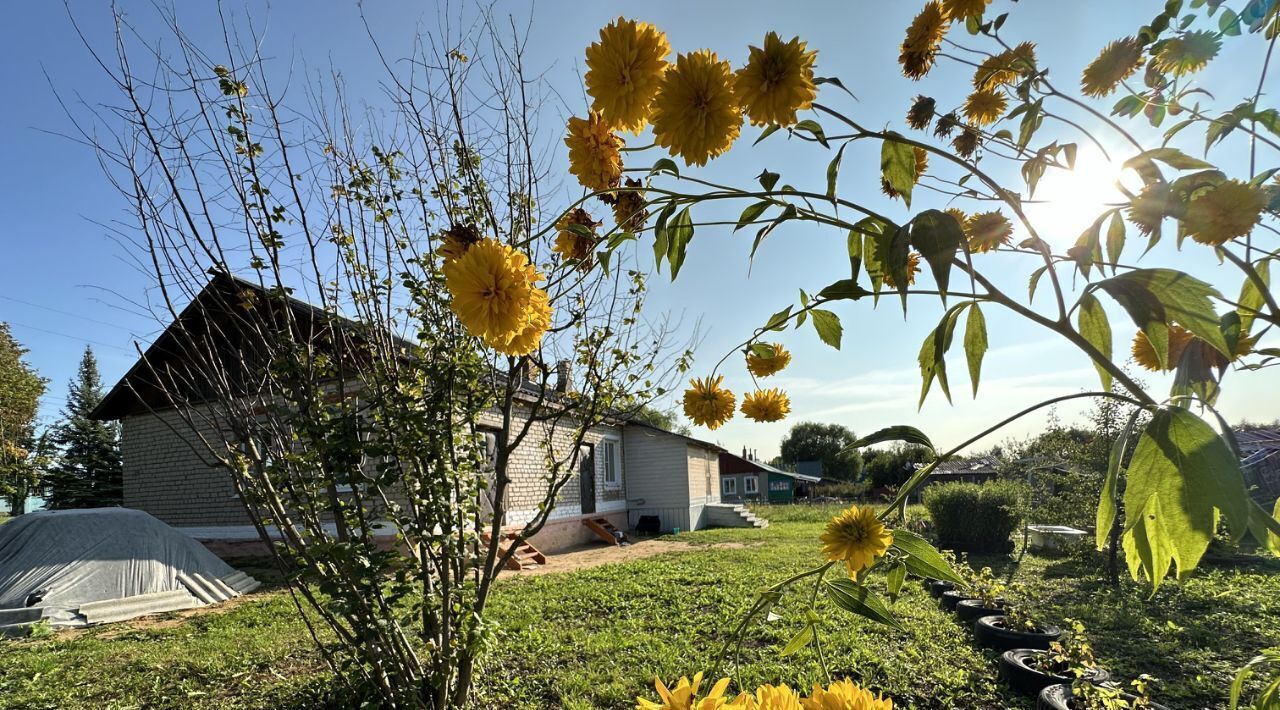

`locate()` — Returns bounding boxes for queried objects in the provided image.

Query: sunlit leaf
[1096,268,1229,367]
[810,309,843,349]
[880,134,917,208]
[891,529,964,584]
[886,562,907,602]
[666,207,694,280]
[825,578,903,631]
[1078,294,1113,391]
[963,303,987,397]
[848,425,935,453]
[780,624,815,656]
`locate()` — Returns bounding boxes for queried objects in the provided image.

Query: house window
[722,477,737,495]
[601,438,621,485]
[744,476,758,495]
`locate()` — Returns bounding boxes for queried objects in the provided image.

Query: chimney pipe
[554,359,572,393]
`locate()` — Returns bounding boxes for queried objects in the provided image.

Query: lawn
[1,504,1277,709]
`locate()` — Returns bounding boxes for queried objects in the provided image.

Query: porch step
[705,503,769,529]
[583,517,622,546]
[483,532,548,570]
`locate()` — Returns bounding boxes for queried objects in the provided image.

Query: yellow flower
[565,112,624,193]
[944,207,968,228]
[585,18,671,134]
[941,0,990,20]
[899,1,949,80]
[486,287,552,357]
[964,211,1013,253]
[553,208,601,263]
[741,388,790,423]
[973,43,1036,90]
[1126,183,1173,236]
[962,89,1007,127]
[821,505,892,576]
[745,343,792,378]
[652,50,743,167]
[1182,180,1266,246]
[882,148,928,199]
[437,223,482,262]
[906,95,936,130]
[1081,37,1144,97]
[443,238,541,344]
[748,685,803,710]
[1152,30,1220,76]
[882,251,921,290]
[682,375,736,430]
[614,177,647,233]
[803,679,893,710]
[637,673,732,710]
[734,32,818,127]
[1131,325,1194,372]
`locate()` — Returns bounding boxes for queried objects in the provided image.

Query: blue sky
[2,1,1276,460]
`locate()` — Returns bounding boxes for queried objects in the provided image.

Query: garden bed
[0,504,1276,708]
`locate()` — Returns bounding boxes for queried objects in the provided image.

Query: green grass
[1,504,1277,709]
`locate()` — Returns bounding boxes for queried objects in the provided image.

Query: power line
[4,320,137,354]
[0,294,143,332]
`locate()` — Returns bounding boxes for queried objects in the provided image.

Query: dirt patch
[501,538,763,577]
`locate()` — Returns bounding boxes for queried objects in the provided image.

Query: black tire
[1036,683,1169,710]
[940,589,975,611]
[928,579,955,598]
[1000,650,1111,697]
[955,598,1007,622]
[974,615,1062,651]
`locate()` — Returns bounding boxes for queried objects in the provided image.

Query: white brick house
[90,274,744,553]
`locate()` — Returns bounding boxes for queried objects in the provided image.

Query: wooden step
[583,517,621,546]
[483,532,548,569]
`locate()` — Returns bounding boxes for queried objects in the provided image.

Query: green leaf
[1077,294,1113,391]
[825,578,903,631]
[735,202,771,232]
[847,230,863,283]
[917,305,965,408]
[886,562,907,603]
[758,169,780,192]
[794,119,829,148]
[1247,498,1280,556]
[651,203,676,273]
[891,529,965,584]
[963,303,987,397]
[1123,408,1252,590]
[1096,268,1229,367]
[880,134,917,208]
[814,76,856,98]
[848,425,935,453]
[1237,259,1271,335]
[650,158,680,177]
[1124,147,1215,172]
[666,207,694,280]
[809,309,843,350]
[780,624,815,656]
[1028,265,1049,303]
[1106,212,1126,269]
[910,209,964,298]
[827,143,847,200]
[1097,410,1141,550]
[764,306,793,332]
[754,124,782,146]
[817,279,871,301]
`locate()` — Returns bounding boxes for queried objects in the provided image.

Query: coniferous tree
[0,323,47,515]
[45,347,122,508]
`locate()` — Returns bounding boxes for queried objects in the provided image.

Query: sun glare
[1021,146,1128,249]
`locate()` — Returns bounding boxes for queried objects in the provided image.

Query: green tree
[0,323,47,515]
[631,405,692,435]
[45,347,122,509]
[864,444,933,488]
[779,421,862,481]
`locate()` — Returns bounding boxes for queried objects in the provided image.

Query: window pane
[603,441,617,483]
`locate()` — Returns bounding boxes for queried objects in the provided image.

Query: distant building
[1238,427,1280,504]
[916,455,1001,485]
[795,461,824,479]
[720,449,821,504]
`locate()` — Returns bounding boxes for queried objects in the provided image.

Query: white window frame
[722,477,737,495]
[601,437,622,487]
[744,475,758,495]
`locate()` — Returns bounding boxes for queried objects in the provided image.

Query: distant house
[89,273,759,554]
[917,455,1001,485]
[719,449,821,504]
[795,461,824,479]
[1238,427,1280,504]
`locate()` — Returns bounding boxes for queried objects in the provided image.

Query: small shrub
[811,481,869,499]
[923,480,1028,553]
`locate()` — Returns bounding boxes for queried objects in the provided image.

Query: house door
[579,443,596,515]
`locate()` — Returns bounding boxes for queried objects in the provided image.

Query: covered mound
[0,508,259,632]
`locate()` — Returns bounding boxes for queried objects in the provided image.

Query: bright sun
[1020,145,1128,249]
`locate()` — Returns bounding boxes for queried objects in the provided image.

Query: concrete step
[0,607,43,626]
